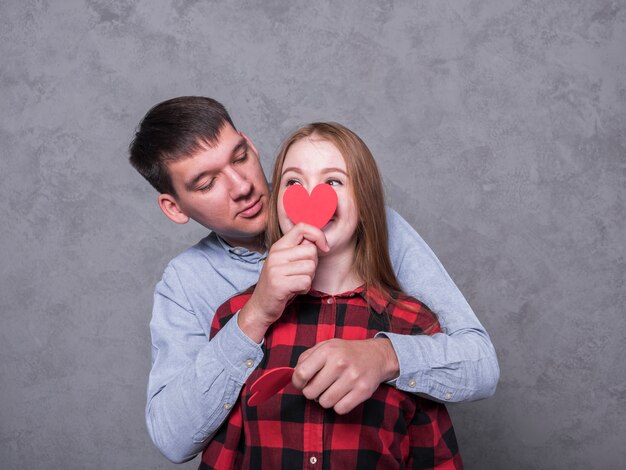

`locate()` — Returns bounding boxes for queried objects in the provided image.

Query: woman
[202,123,463,469]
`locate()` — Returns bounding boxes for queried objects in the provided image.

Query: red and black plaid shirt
[201,286,463,470]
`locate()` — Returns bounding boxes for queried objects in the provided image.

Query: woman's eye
[285,179,301,186]
[326,178,342,186]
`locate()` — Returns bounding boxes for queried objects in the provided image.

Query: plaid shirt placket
[201,287,463,470]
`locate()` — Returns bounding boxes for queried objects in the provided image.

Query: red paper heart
[283,184,338,229]
[247,367,295,407]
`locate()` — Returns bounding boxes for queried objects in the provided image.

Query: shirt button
[408,378,417,388]
[245,359,254,368]
[444,391,453,400]
[326,298,333,304]
[233,248,241,255]
[223,403,232,410]
[309,456,318,464]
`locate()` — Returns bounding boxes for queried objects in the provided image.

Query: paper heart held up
[283,184,338,229]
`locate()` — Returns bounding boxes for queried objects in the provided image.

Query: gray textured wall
[1,1,624,469]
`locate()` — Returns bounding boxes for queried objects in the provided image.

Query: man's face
[161,124,270,250]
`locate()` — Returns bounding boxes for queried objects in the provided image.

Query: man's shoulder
[166,232,220,269]
[158,233,227,289]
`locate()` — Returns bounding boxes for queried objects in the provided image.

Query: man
[129,96,499,463]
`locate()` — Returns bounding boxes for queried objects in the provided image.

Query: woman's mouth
[322,217,336,230]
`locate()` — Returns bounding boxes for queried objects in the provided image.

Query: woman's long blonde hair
[267,122,403,300]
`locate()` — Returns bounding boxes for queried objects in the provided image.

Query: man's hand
[238,223,329,343]
[292,338,400,415]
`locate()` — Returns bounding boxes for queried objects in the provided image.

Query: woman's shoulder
[389,290,432,312]
[386,290,442,335]
[210,285,257,336]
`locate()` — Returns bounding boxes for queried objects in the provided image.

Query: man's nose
[227,168,253,199]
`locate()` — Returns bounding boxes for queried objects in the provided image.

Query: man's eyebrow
[185,171,212,191]
[231,138,248,156]
[185,138,248,191]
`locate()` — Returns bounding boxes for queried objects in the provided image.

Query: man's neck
[219,233,266,253]
[312,246,363,295]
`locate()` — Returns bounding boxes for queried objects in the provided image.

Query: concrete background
[1,0,624,468]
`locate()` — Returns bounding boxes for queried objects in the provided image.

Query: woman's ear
[158,193,190,224]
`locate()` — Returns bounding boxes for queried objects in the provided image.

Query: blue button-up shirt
[146,208,499,463]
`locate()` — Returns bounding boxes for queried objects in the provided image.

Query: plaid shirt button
[326,298,333,304]
[408,378,417,388]
[309,456,318,464]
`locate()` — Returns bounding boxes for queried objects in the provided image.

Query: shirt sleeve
[376,207,500,403]
[145,264,263,463]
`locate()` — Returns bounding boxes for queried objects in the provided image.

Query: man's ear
[239,131,260,158]
[158,193,190,224]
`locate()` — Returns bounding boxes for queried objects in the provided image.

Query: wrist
[238,301,272,344]
[373,337,400,382]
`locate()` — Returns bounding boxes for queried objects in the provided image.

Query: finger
[292,347,328,390]
[285,275,314,296]
[298,359,341,401]
[301,351,350,400]
[295,341,322,365]
[270,260,317,278]
[299,226,330,253]
[315,376,353,410]
[279,223,329,252]
[279,244,319,263]
[331,388,370,415]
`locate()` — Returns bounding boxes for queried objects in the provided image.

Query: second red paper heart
[283,184,338,229]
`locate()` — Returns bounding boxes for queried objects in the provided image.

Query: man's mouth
[239,197,263,218]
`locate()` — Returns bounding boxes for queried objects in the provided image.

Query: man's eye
[198,179,215,191]
[235,152,248,164]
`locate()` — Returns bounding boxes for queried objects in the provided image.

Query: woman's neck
[311,245,363,295]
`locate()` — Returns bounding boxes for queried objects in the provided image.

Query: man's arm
[291,208,499,412]
[145,266,263,463]
[146,225,328,463]
[380,207,500,402]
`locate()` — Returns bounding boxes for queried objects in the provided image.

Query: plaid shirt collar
[306,285,390,315]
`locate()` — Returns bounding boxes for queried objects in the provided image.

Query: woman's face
[277,137,359,255]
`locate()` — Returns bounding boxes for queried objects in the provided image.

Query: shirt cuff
[374,331,457,402]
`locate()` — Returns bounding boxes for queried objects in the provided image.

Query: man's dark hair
[129,96,236,195]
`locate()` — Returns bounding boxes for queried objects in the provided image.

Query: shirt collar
[307,285,390,315]
[215,234,268,264]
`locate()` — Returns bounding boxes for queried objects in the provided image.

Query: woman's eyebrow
[320,167,347,175]
[281,166,302,176]
[281,167,347,176]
